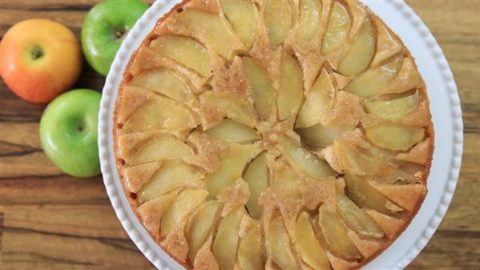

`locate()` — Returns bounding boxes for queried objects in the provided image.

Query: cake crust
[113,0,434,269]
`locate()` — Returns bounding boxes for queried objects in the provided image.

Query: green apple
[40,89,101,177]
[81,0,148,76]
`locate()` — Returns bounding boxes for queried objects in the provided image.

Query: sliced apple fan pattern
[114,0,433,269]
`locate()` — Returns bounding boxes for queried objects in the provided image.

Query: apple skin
[81,0,148,76]
[40,89,101,178]
[0,19,82,103]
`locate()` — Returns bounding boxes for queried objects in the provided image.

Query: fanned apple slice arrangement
[114,0,434,269]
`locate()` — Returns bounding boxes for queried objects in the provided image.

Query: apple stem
[31,46,44,60]
[115,29,126,40]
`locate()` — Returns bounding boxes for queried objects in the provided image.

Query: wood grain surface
[0,0,479,269]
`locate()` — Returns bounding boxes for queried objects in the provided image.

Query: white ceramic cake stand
[98,1,464,269]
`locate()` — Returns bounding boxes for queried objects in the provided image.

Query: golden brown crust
[112,0,435,269]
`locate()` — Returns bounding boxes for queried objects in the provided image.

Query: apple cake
[113,0,434,269]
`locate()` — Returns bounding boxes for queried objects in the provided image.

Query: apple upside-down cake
[113,0,434,269]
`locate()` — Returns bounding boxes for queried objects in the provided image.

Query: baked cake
[113,0,434,269]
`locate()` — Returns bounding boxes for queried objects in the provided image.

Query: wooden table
[1,0,478,269]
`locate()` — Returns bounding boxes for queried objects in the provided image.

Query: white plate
[98,1,463,269]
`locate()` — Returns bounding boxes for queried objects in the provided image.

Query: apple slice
[128,134,194,165]
[297,123,354,148]
[238,223,264,270]
[212,206,244,270]
[278,53,304,120]
[206,143,261,198]
[366,125,425,151]
[330,139,393,176]
[129,68,193,103]
[200,91,257,128]
[138,161,204,203]
[186,200,220,261]
[137,193,177,236]
[265,215,298,270]
[318,206,362,260]
[344,55,402,98]
[282,138,336,180]
[243,57,276,120]
[123,94,197,133]
[371,19,403,67]
[338,18,376,76]
[263,0,293,45]
[296,68,334,128]
[206,119,260,144]
[371,183,426,212]
[364,92,419,121]
[243,153,269,219]
[265,260,282,270]
[297,0,322,42]
[160,189,208,237]
[322,1,351,55]
[336,193,384,238]
[150,35,210,77]
[344,174,403,215]
[220,0,258,48]
[296,212,330,270]
[176,9,238,59]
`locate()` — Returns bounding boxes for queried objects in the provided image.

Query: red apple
[0,19,82,103]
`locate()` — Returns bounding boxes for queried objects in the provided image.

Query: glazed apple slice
[296,68,334,128]
[138,161,204,203]
[336,193,384,238]
[243,57,276,120]
[206,119,260,144]
[338,17,376,76]
[265,260,282,270]
[200,91,257,128]
[238,223,264,270]
[220,0,258,48]
[243,153,269,219]
[282,138,336,180]
[297,0,322,42]
[212,206,245,270]
[278,53,304,120]
[366,125,425,151]
[128,134,195,165]
[330,139,393,176]
[160,189,208,237]
[137,193,177,236]
[150,35,210,77]
[123,94,197,133]
[344,55,402,98]
[296,212,330,270]
[176,9,239,59]
[344,174,403,215]
[364,92,419,121]
[322,1,351,55]
[206,143,261,198]
[318,206,362,260]
[265,215,298,270]
[263,0,293,45]
[297,123,354,148]
[186,200,220,261]
[129,68,193,103]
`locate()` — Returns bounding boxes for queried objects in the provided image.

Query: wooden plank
[2,230,152,270]
[409,229,480,269]
[1,204,129,240]
[0,0,478,269]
